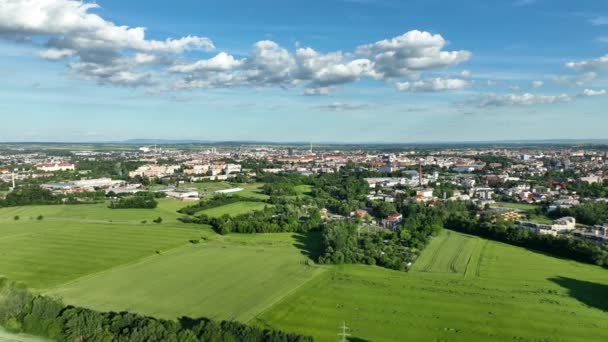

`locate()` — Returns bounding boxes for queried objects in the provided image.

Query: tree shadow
[550,276,608,312]
[349,337,370,342]
[292,231,323,261]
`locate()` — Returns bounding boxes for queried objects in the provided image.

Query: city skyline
[1,0,608,142]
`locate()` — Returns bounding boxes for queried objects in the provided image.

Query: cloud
[0,0,212,86]
[468,92,571,108]
[0,2,470,94]
[589,17,608,26]
[531,80,544,88]
[170,30,469,94]
[302,87,332,96]
[314,102,370,111]
[581,88,607,97]
[460,70,472,78]
[553,72,597,86]
[169,52,243,73]
[396,78,468,92]
[355,30,471,79]
[566,55,608,71]
[37,47,75,60]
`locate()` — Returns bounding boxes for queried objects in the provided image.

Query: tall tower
[310,142,313,155]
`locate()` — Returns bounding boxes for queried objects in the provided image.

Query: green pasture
[48,233,325,322]
[492,201,539,210]
[256,230,608,341]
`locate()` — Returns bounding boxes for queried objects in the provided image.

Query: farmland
[48,233,325,322]
[2,197,608,341]
[256,230,608,341]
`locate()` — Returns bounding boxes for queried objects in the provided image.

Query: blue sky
[1,0,608,142]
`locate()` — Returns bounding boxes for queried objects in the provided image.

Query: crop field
[256,230,608,341]
[198,201,270,217]
[48,233,325,322]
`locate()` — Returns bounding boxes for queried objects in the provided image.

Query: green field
[492,201,539,210]
[0,198,188,224]
[256,230,608,341]
[411,230,481,275]
[231,183,269,199]
[3,197,608,342]
[47,233,324,322]
[0,199,211,289]
[198,201,270,217]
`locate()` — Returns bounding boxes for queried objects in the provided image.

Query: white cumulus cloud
[396,78,468,92]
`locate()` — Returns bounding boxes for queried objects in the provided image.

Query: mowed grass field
[0,198,188,224]
[0,199,211,289]
[411,230,481,275]
[48,233,325,322]
[256,230,608,341]
[198,201,271,217]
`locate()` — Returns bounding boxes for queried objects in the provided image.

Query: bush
[36,215,43,220]
[109,194,158,209]
[13,215,19,221]
[153,217,163,224]
[141,220,147,224]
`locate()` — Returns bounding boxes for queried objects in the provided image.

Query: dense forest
[0,278,311,342]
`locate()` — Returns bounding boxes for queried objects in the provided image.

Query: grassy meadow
[198,201,271,217]
[255,230,608,341]
[2,192,608,342]
[48,233,325,322]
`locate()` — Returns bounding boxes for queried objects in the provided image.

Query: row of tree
[109,193,159,209]
[446,210,608,268]
[547,201,608,226]
[181,203,322,235]
[0,277,311,342]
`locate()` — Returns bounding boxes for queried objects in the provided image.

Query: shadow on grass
[293,231,323,261]
[349,337,370,342]
[550,276,608,312]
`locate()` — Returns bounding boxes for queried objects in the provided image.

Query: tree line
[178,194,265,215]
[446,209,608,268]
[0,277,312,342]
[109,193,159,209]
[180,202,322,235]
